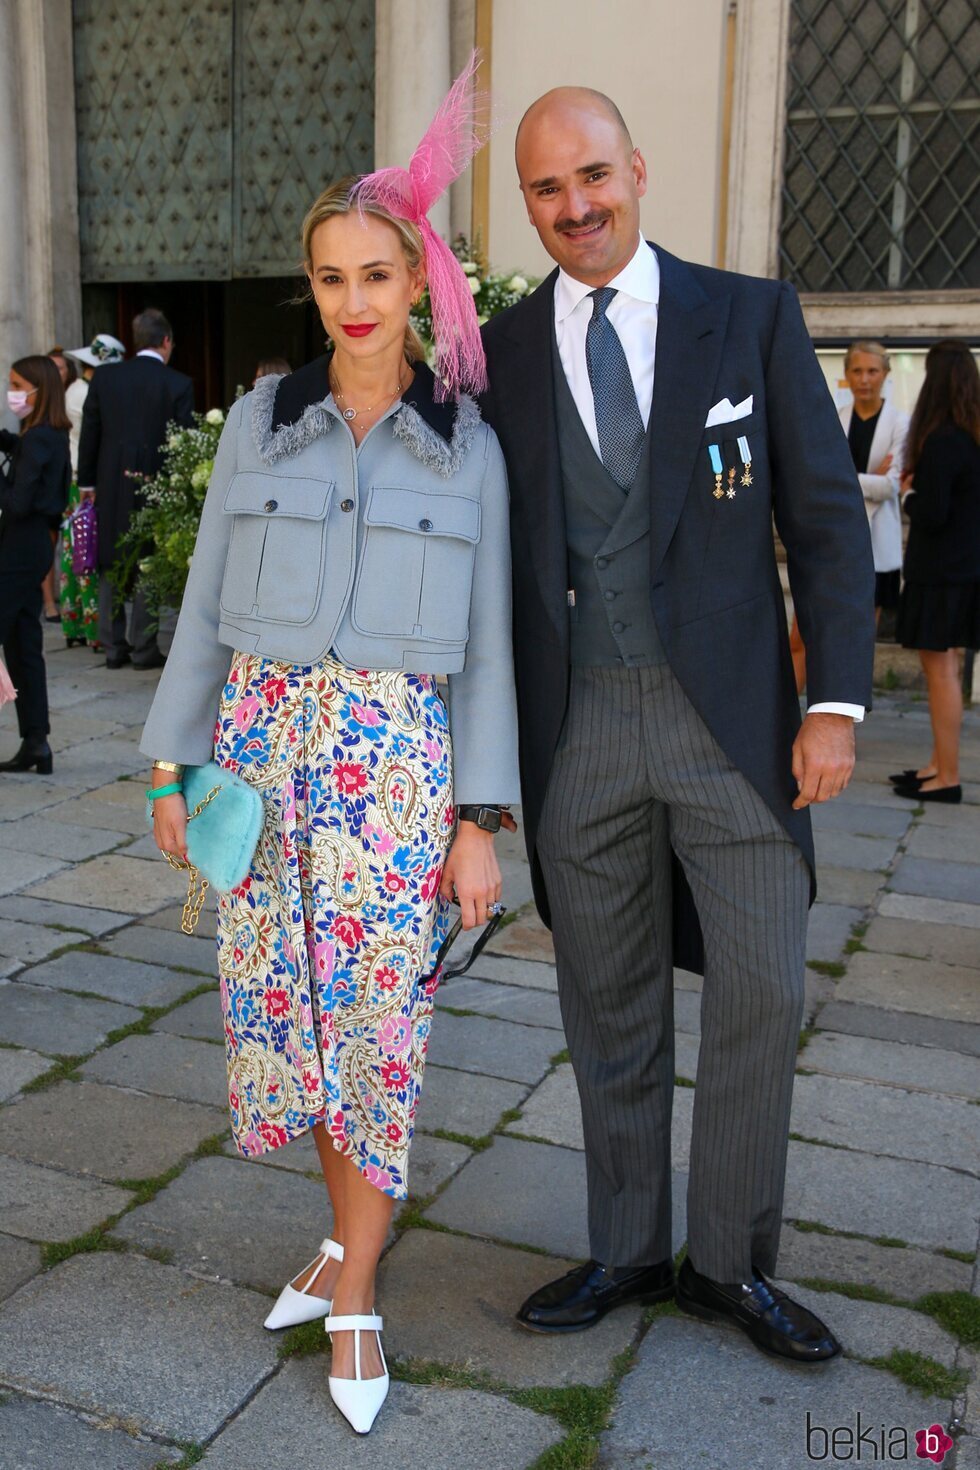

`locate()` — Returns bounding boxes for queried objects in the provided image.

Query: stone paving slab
[916,799,980,831]
[141,901,218,941]
[890,855,980,905]
[413,1064,527,1140]
[409,1132,472,1197]
[809,802,912,838]
[26,951,199,1009]
[802,1030,980,1097]
[26,853,186,914]
[777,1281,959,1366]
[118,832,169,861]
[151,989,223,1043]
[33,738,146,790]
[466,953,558,992]
[0,1235,41,1303]
[378,1228,643,1387]
[426,1012,559,1085]
[436,974,564,1030]
[0,982,141,1056]
[812,867,884,908]
[0,815,122,862]
[814,831,897,872]
[58,796,149,836]
[512,1065,700,1169]
[784,1139,979,1252]
[0,1394,180,1469]
[0,1253,277,1442]
[880,890,980,929]
[816,999,980,1058]
[80,1033,229,1109]
[806,903,863,962]
[0,849,67,898]
[835,951,980,1024]
[112,1155,329,1291]
[0,1155,131,1242]
[905,822,980,864]
[600,1314,950,1470]
[791,1073,979,1171]
[197,1357,562,1469]
[0,919,90,963]
[674,987,702,1034]
[775,1223,973,1299]
[0,1046,51,1100]
[862,914,980,969]
[0,1082,226,1182]
[487,912,556,964]
[0,777,84,820]
[0,894,132,936]
[97,924,217,975]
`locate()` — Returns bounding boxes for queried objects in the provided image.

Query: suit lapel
[647,247,731,578]
[496,274,568,636]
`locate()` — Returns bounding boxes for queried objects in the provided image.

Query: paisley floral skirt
[212,650,454,1199]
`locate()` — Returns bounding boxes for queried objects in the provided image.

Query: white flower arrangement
[410,234,538,359]
[205,407,225,426]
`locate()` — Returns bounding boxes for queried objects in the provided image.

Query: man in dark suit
[77,308,194,668]
[481,89,874,1362]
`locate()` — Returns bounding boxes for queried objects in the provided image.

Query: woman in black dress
[0,356,71,775]
[893,340,980,805]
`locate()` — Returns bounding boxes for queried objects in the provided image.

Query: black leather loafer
[517,1258,674,1334]
[893,781,961,804]
[105,653,131,669]
[889,769,927,785]
[676,1258,841,1363]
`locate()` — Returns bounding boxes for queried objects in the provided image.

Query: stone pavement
[0,629,977,1469]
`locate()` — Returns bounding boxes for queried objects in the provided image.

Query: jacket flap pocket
[365,484,481,542]
[223,472,333,520]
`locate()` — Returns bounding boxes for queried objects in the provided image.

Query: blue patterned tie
[585,286,644,490]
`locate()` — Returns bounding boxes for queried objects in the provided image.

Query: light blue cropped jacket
[140,358,521,804]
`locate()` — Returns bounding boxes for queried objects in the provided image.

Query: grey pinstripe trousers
[537,663,809,1283]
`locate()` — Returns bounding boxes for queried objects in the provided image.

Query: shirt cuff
[808,702,865,722]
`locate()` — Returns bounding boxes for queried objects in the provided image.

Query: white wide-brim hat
[65,333,126,367]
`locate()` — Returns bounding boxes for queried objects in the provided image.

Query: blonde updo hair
[844,339,890,372]
[301,176,427,364]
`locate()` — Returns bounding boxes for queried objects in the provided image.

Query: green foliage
[916,1291,980,1347]
[863,1349,967,1399]
[112,409,228,611]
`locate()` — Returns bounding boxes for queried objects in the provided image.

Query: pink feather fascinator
[351,50,490,401]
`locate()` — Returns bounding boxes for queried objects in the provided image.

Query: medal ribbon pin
[737,435,753,488]
[709,443,724,499]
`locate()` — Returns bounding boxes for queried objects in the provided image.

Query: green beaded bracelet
[146,782,183,802]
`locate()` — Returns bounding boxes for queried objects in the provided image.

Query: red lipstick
[341,324,378,337]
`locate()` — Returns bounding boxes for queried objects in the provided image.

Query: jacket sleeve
[445,427,522,806]
[139,395,244,765]
[903,431,962,531]
[76,373,101,489]
[766,282,875,708]
[0,430,50,520]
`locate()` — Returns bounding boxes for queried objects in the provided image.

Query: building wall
[482,0,729,277]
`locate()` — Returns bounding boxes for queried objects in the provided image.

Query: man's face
[517,102,646,286]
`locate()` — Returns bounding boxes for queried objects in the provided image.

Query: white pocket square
[704,394,754,429]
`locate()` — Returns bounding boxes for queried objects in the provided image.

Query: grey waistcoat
[553,339,666,667]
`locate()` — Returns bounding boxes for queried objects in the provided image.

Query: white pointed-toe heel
[263,1237,344,1331]
[325,1313,389,1435]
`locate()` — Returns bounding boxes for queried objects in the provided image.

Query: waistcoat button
[596,556,609,569]
[264,499,278,512]
[604,589,616,602]
[612,621,625,634]
[419,518,433,532]
[340,498,354,512]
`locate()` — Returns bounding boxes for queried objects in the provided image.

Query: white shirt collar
[137,348,165,361]
[555,234,659,323]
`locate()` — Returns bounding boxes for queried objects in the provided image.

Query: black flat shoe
[132,651,167,670]
[105,653,131,669]
[889,769,931,786]
[676,1258,841,1363]
[517,1258,674,1334]
[0,740,53,775]
[893,782,962,804]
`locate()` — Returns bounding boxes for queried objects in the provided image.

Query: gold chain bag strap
[163,784,221,934]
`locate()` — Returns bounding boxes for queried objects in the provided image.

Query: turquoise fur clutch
[147,762,264,894]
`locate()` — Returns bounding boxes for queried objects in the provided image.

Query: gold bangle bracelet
[152,760,185,775]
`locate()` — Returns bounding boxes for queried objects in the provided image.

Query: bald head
[516,88,633,171]
[513,86,646,287]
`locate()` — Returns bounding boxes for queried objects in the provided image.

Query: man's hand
[791,712,856,809]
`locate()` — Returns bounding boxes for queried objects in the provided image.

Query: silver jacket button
[419,518,433,532]
[264,499,278,512]
[341,499,354,512]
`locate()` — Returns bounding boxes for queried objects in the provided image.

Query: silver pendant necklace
[330,370,405,424]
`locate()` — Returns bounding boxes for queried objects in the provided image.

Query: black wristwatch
[457,804,502,833]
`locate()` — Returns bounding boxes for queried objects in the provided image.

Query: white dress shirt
[552,234,864,723]
[137,348,166,362]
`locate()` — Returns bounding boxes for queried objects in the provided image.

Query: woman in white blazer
[790,341,907,690]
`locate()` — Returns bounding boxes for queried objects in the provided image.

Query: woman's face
[845,351,888,409]
[307,211,424,370]
[9,368,36,396]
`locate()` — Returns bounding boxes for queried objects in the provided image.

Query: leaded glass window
[780,0,980,292]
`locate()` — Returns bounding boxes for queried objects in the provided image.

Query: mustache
[554,211,610,235]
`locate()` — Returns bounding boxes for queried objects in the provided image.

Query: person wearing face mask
[0,357,71,773]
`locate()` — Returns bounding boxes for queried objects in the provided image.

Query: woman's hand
[440,823,502,929]
[151,771,189,862]
[874,451,893,475]
[900,471,914,496]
